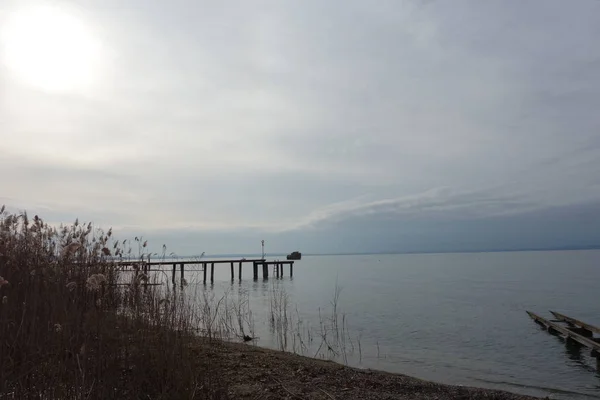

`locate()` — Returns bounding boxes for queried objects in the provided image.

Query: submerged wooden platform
[527,310,600,363]
[118,258,295,284]
[550,310,600,335]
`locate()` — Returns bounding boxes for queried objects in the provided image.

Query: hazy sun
[0,5,102,92]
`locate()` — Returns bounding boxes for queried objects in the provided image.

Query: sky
[1,0,599,256]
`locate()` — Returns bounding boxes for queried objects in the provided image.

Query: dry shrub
[0,208,227,399]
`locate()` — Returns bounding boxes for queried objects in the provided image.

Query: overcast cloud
[1,0,599,255]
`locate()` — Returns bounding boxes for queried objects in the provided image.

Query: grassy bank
[0,208,540,399]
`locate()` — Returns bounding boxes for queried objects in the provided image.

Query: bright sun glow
[0,5,102,92]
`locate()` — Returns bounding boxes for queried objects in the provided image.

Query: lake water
[159,250,600,399]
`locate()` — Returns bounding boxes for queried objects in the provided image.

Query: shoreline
[195,338,543,399]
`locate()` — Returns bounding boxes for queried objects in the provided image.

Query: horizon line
[174,245,600,259]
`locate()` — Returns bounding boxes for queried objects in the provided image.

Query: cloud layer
[1,0,600,254]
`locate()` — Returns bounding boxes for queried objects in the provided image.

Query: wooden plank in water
[526,311,600,353]
[550,311,600,335]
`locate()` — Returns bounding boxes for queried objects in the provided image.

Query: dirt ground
[193,340,543,400]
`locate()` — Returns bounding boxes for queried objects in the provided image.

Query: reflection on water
[564,340,600,378]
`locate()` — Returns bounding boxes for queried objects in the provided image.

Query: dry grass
[0,208,227,399]
[267,281,361,365]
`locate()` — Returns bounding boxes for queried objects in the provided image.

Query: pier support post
[262,262,268,279]
[230,262,234,281]
[180,263,184,286]
[290,262,293,278]
[253,262,258,280]
[203,262,207,284]
[238,261,242,280]
[172,263,176,285]
[211,262,215,283]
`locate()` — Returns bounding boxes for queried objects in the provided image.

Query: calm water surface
[166,250,600,399]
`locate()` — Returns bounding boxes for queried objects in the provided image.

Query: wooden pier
[527,310,600,363]
[118,258,295,284]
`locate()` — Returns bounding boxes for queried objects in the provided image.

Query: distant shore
[185,247,600,260]
[197,339,541,400]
